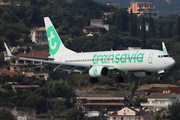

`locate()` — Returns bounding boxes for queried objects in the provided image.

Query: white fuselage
[52,49,175,73]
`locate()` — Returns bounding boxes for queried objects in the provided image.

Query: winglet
[162,42,168,53]
[4,43,13,57]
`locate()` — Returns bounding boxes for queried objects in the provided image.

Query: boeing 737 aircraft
[4,17,176,83]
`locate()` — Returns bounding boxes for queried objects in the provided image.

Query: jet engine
[134,72,153,77]
[89,66,109,77]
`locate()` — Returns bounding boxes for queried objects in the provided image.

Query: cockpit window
[164,55,170,57]
[158,55,170,58]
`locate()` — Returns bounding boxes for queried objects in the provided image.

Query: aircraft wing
[18,57,115,74]
[4,42,115,74]
[18,57,91,68]
[16,55,54,60]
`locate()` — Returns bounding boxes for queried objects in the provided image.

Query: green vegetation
[129,95,147,106]
[168,102,180,120]
[0,0,180,119]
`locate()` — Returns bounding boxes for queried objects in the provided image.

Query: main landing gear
[115,75,124,83]
[89,77,98,84]
[89,75,124,84]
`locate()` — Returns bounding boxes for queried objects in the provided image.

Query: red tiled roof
[0,69,31,77]
[136,111,149,116]
[16,51,50,57]
[109,111,117,116]
[148,93,174,98]
[90,19,102,21]
[137,84,179,91]
[128,107,139,113]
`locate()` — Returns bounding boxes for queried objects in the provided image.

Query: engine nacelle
[89,66,109,77]
[134,72,153,77]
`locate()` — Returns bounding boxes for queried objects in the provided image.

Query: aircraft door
[148,53,154,64]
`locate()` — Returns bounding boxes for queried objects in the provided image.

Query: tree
[123,9,128,32]
[23,34,31,43]
[168,102,180,120]
[69,26,80,38]
[0,74,11,84]
[65,107,84,120]
[153,111,161,120]
[130,9,134,36]
[11,74,24,83]
[141,17,146,49]
[129,95,147,106]
[0,109,14,120]
[133,16,137,37]
[167,22,172,38]
[159,22,164,38]
[177,16,180,36]
[5,30,18,46]
[149,17,155,38]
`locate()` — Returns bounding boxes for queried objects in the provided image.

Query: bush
[1,85,12,91]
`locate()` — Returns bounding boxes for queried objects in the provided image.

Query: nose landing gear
[158,74,163,80]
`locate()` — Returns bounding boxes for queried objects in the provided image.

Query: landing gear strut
[158,74,163,80]
[89,77,98,84]
[115,75,124,83]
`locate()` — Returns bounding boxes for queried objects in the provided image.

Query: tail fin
[162,42,168,53]
[44,17,75,57]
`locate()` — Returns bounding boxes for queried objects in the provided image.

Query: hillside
[97,0,180,16]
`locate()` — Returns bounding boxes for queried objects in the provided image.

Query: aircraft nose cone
[167,58,176,69]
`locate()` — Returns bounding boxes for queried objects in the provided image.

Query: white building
[140,93,179,112]
[29,27,48,45]
[90,19,109,31]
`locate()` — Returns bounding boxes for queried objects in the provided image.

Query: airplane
[4,17,176,83]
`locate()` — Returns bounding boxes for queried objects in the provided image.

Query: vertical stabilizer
[44,17,75,57]
[162,42,168,53]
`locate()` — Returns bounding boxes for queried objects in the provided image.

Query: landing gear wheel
[94,78,98,83]
[115,77,120,83]
[115,76,124,83]
[89,77,94,84]
[89,77,98,84]
[119,76,124,83]
[158,75,163,80]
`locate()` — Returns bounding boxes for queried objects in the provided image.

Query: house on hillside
[0,68,35,83]
[0,0,30,6]
[30,27,48,45]
[137,84,179,96]
[83,19,109,35]
[109,107,153,120]
[106,3,121,9]
[12,85,40,93]
[9,51,49,72]
[140,93,179,112]
[75,90,125,117]
[102,12,114,21]
[128,1,158,18]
